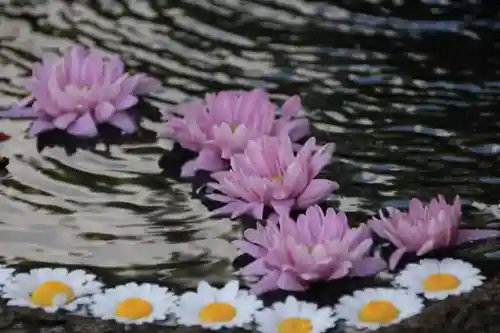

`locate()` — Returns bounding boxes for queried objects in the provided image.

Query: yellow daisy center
[114,298,153,319]
[31,281,74,306]
[198,302,237,323]
[277,317,312,333]
[358,300,399,323]
[422,273,460,292]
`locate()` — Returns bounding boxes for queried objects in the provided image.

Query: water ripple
[1,0,500,288]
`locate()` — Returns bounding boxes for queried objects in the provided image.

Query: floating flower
[255,296,336,333]
[334,288,424,331]
[174,280,263,330]
[234,205,386,294]
[0,45,161,137]
[3,268,103,313]
[207,136,338,219]
[394,258,484,300]
[88,282,177,324]
[160,88,309,177]
[368,195,500,269]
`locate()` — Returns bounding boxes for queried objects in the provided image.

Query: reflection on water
[0,0,500,292]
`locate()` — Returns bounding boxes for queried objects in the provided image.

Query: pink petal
[250,271,281,295]
[233,240,266,258]
[134,75,162,94]
[270,199,294,217]
[53,113,78,129]
[289,246,315,273]
[105,56,125,81]
[280,95,301,118]
[309,143,335,177]
[180,159,200,178]
[240,258,268,275]
[327,261,352,280]
[69,46,88,82]
[251,203,265,220]
[231,202,255,219]
[16,95,35,108]
[285,118,310,142]
[279,162,305,199]
[389,247,407,270]
[416,239,436,256]
[115,95,138,110]
[48,76,74,111]
[349,238,373,259]
[210,202,247,218]
[107,112,137,133]
[296,213,314,245]
[367,216,388,238]
[236,88,268,125]
[206,193,234,203]
[276,271,306,291]
[67,113,98,137]
[277,214,297,238]
[296,179,338,208]
[119,76,140,95]
[94,102,116,123]
[408,198,426,218]
[28,119,55,136]
[350,257,387,277]
[180,149,225,177]
[82,52,104,85]
[0,107,36,118]
[303,206,324,240]
[243,226,269,246]
[457,229,500,243]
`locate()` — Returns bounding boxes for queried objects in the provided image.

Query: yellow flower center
[277,317,312,333]
[422,273,460,292]
[269,175,283,183]
[114,298,153,319]
[358,300,399,323]
[30,281,74,306]
[304,245,314,253]
[230,123,238,132]
[198,302,237,323]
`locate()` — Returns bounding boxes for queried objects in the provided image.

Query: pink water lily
[234,205,386,294]
[160,89,310,177]
[207,135,338,219]
[368,195,500,270]
[0,45,161,137]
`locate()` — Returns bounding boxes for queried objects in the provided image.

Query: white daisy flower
[394,258,485,300]
[88,282,177,325]
[3,268,103,313]
[0,265,15,286]
[334,288,424,331]
[255,296,336,333]
[174,280,263,330]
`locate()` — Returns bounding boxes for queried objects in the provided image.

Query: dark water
[1,0,500,310]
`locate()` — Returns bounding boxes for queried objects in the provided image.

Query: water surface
[1,0,499,294]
